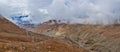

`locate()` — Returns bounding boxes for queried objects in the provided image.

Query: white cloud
[38,9,48,14]
[0,0,120,25]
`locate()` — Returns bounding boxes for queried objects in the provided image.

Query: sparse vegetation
[85,39,95,45]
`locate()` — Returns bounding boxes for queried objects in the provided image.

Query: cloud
[0,0,120,25]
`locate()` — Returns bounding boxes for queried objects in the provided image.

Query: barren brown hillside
[0,16,88,52]
[31,21,120,52]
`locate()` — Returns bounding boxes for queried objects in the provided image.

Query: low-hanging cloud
[0,0,120,25]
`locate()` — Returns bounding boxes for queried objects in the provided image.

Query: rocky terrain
[0,16,88,52]
[31,20,120,52]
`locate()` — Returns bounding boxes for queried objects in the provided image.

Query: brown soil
[31,22,120,52]
[0,16,88,52]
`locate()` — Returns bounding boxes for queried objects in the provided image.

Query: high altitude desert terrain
[1,15,120,52]
[0,16,88,52]
[31,20,120,52]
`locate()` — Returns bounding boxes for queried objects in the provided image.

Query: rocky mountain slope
[0,16,88,52]
[31,21,120,52]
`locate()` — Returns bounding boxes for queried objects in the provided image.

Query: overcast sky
[0,0,120,25]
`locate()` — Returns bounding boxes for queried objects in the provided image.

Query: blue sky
[0,0,120,25]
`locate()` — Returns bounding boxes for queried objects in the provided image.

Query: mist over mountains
[0,0,120,25]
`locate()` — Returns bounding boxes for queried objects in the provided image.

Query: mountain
[31,21,120,52]
[0,16,88,52]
